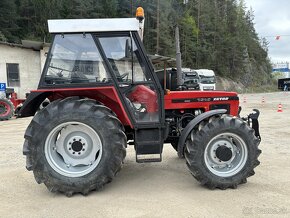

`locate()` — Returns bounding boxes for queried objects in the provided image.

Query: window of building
[6,63,20,87]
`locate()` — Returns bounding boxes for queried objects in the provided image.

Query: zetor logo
[213,97,229,101]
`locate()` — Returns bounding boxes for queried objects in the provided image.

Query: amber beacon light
[136,7,144,21]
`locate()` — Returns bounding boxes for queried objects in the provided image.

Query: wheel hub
[71,141,83,152]
[0,103,7,114]
[67,136,87,156]
[204,133,248,177]
[215,146,232,162]
[45,122,103,177]
[56,125,100,167]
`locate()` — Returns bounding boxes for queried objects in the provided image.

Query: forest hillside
[0,0,274,88]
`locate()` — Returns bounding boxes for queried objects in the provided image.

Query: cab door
[97,32,164,161]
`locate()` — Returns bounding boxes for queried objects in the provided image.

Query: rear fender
[177,109,227,158]
[18,92,52,117]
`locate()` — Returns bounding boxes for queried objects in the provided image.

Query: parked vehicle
[194,69,216,91]
[278,78,290,91]
[155,68,200,90]
[0,85,25,120]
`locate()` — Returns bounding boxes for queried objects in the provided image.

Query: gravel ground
[0,92,289,218]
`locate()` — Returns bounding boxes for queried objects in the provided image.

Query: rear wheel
[185,115,261,189]
[0,98,14,120]
[23,97,126,196]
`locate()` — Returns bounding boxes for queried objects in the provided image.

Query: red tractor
[20,10,261,196]
[0,88,24,121]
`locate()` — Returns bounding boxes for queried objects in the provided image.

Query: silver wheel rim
[45,122,102,177]
[204,132,248,177]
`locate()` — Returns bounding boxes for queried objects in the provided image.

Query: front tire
[0,98,14,120]
[23,97,126,196]
[185,115,261,189]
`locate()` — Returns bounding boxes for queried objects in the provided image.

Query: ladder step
[136,154,162,163]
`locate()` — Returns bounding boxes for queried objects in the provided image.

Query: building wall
[0,44,41,99]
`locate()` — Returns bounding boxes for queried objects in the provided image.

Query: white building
[0,40,49,99]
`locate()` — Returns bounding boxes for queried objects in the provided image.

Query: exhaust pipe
[175,26,183,88]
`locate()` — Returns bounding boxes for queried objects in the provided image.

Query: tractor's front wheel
[0,98,14,120]
[185,115,261,189]
[23,97,126,196]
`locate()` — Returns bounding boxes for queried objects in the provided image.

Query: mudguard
[246,109,261,141]
[18,92,52,117]
[177,109,227,158]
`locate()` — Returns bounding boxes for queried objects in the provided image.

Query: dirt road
[0,92,290,218]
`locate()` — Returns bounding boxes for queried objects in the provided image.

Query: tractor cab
[21,17,165,163]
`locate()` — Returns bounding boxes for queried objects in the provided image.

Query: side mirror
[125,39,132,58]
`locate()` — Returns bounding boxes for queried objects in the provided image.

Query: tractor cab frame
[20,18,166,162]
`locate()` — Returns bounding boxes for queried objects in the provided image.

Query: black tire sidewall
[186,116,259,186]
[30,101,125,191]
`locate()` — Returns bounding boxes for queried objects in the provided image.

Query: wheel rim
[45,122,103,177]
[0,101,10,117]
[204,132,248,177]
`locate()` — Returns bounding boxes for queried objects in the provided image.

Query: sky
[244,0,290,63]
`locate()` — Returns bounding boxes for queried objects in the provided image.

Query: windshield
[43,34,110,85]
[200,75,216,84]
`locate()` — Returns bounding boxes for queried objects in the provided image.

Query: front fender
[177,109,227,158]
[18,92,52,118]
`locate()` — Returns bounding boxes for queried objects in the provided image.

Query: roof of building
[48,18,140,33]
[0,40,49,51]
[148,54,176,65]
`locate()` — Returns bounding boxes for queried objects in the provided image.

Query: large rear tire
[23,97,126,196]
[0,98,14,120]
[185,115,261,189]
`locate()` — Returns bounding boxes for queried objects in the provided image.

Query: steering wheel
[120,72,129,81]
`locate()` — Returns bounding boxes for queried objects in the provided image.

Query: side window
[99,37,149,83]
[44,34,110,85]
[6,63,20,87]
[99,36,159,123]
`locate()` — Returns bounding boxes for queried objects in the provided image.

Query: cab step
[136,154,162,163]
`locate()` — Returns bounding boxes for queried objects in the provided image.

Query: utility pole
[156,0,160,54]
[196,0,200,69]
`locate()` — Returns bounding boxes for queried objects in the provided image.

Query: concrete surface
[0,92,290,218]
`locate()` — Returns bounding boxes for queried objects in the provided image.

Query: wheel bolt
[73,152,75,154]
[53,147,56,151]
[78,152,81,155]
[83,143,85,146]
[69,148,71,150]
[79,139,81,142]
[73,139,76,141]
[69,142,72,145]
[66,164,70,168]
[82,149,85,151]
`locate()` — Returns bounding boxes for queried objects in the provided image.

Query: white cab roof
[194,69,215,76]
[48,18,140,33]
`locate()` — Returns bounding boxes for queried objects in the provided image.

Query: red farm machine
[0,86,25,121]
[19,8,261,196]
